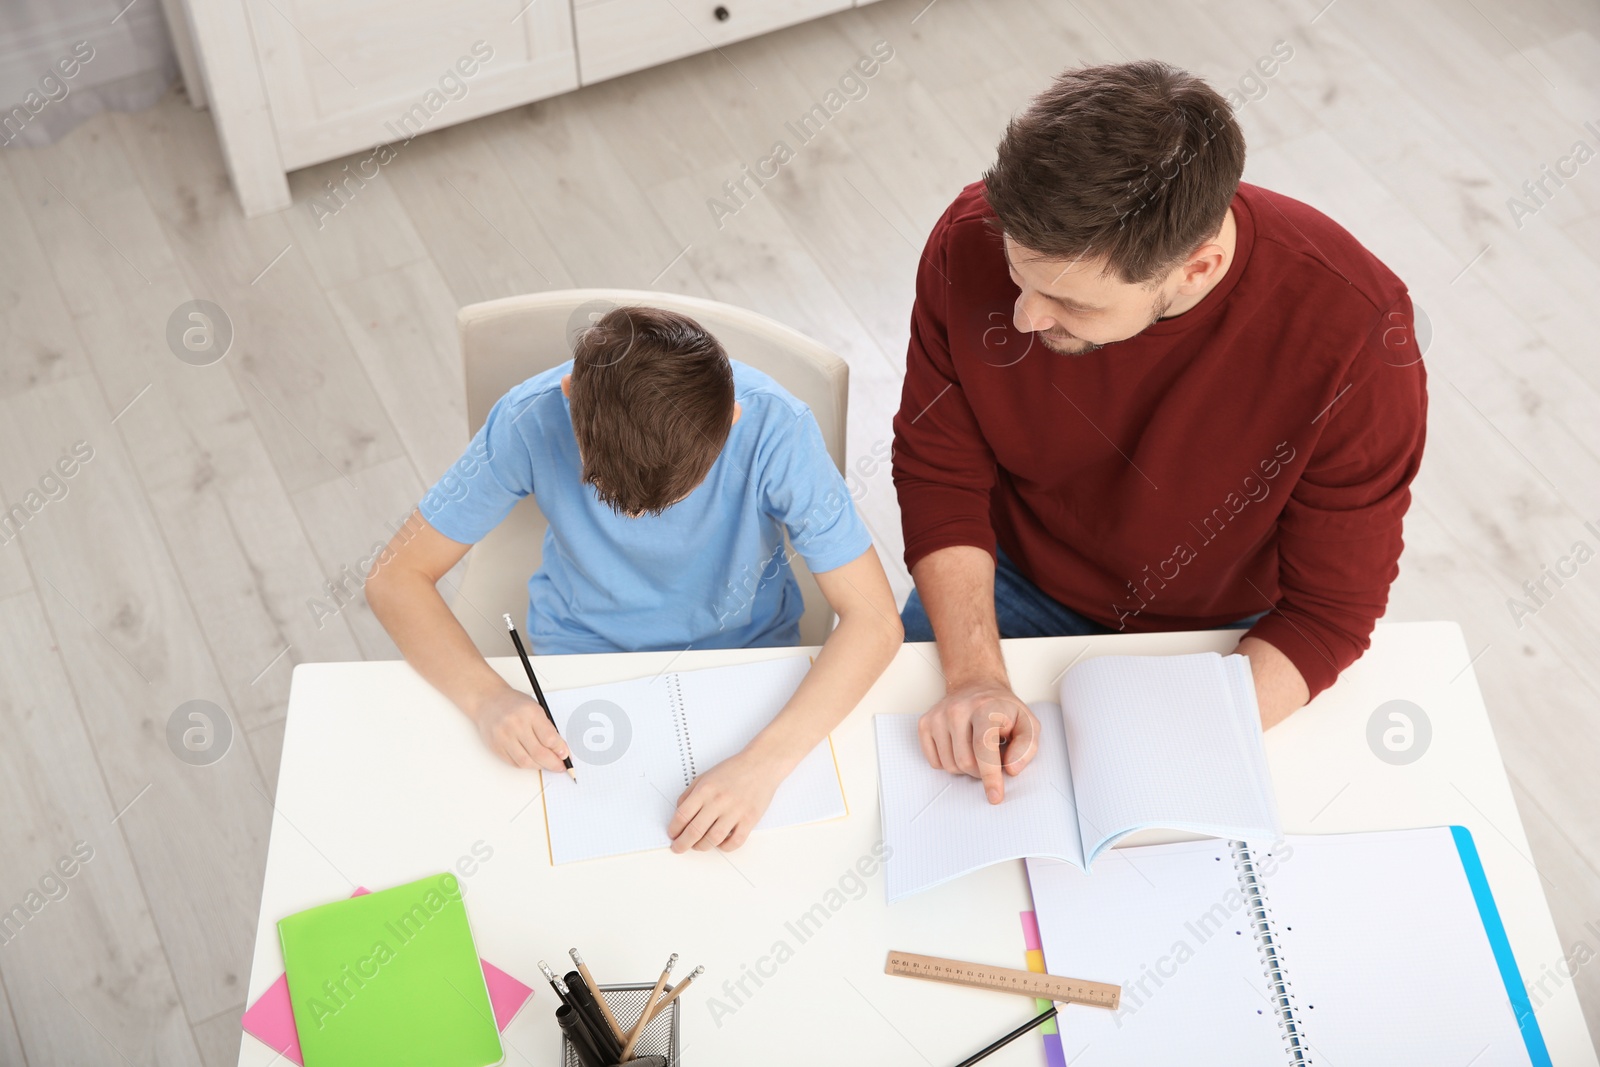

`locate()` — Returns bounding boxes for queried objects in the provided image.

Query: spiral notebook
[1025,827,1550,1066]
[538,657,846,864]
[875,652,1280,901]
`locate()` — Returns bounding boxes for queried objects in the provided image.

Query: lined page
[1026,842,1285,1064]
[1061,653,1279,864]
[1265,829,1537,1066]
[540,675,681,864]
[876,706,1081,903]
[676,657,845,831]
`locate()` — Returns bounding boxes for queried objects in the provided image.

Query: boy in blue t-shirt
[368,306,902,853]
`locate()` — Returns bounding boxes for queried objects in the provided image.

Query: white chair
[449,289,849,655]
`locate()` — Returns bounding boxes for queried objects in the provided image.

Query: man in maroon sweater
[893,61,1427,802]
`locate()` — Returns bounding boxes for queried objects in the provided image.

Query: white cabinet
[245,0,579,170]
[574,0,851,85]
[180,0,874,216]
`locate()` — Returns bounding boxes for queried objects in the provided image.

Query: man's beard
[1033,291,1174,356]
[1037,330,1102,355]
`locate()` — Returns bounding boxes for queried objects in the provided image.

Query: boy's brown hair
[983,60,1246,284]
[568,306,735,517]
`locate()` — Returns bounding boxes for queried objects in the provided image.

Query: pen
[952,1006,1058,1067]
[504,613,576,781]
[544,964,613,1065]
[564,970,624,1062]
[556,1004,609,1067]
[569,948,625,1044]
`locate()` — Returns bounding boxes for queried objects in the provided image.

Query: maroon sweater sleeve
[1245,294,1429,698]
[892,208,999,571]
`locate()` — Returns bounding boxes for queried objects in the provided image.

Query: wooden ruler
[885,951,1121,1010]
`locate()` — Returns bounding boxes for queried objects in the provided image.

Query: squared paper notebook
[277,874,503,1067]
[875,652,1279,901]
[539,657,846,864]
[1025,827,1550,1066]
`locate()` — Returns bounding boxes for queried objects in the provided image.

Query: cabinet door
[247,0,578,169]
[574,0,852,85]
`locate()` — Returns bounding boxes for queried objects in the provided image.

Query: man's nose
[1014,293,1055,334]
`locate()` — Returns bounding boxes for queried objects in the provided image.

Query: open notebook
[538,657,846,864]
[1026,827,1550,1066]
[875,652,1279,902]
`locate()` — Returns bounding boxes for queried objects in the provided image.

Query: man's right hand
[471,687,571,772]
[917,681,1040,804]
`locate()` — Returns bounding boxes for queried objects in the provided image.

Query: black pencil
[952,1006,1058,1067]
[504,614,576,781]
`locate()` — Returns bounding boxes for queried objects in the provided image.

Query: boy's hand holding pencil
[496,615,578,780]
[470,686,572,773]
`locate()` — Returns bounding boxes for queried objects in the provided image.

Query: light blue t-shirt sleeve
[419,389,539,545]
[759,406,873,573]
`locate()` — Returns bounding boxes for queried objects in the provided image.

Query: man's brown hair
[983,60,1246,284]
[568,306,735,517]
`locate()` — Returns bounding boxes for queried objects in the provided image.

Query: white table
[237,622,1598,1066]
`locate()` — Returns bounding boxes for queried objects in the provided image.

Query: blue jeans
[900,546,1264,641]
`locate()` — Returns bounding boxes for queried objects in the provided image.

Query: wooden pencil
[569,948,625,1044]
[633,965,702,1034]
[621,953,676,1059]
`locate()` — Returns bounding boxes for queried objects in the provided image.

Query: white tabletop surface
[238,622,1597,1067]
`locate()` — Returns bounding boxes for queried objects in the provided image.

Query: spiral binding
[666,673,697,790]
[1231,841,1311,1066]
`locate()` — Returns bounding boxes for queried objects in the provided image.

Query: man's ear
[561,373,572,398]
[1173,242,1225,293]
[731,401,742,426]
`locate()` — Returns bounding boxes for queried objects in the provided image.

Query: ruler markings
[885,951,1121,1010]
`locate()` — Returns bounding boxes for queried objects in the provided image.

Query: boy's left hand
[668,752,783,853]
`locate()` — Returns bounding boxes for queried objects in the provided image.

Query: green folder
[279,874,504,1067]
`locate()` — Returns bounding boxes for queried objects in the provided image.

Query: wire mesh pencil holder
[561,982,680,1067]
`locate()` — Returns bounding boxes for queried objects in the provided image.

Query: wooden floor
[1,0,1598,1060]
